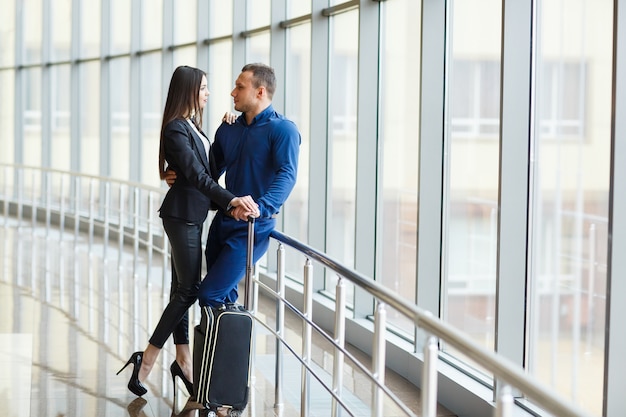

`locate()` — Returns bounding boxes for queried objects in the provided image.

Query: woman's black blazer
[158,118,234,224]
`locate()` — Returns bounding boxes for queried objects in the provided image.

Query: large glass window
[210,0,233,37]
[283,22,311,278]
[51,65,71,171]
[80,62,100,176]
[378,0,421,334]
[141,0,163,50]
[111,0,130,55]
[327,10,358,279]
[173,47,196,69]
[528,1,612,414]
[0,0,15,66]
[174,0,197,45]
[140,53,162,188]
[206,41,233,137]
[23,0,42,64]
[287,2,310,19]
[81,0,101,58]
[110,58,130,181]
[442,0,502,360]
[24,68,42,167]
[51,0,71,62]
[247,33,270,66]
[0,70,15,164]
[248,0,270,28]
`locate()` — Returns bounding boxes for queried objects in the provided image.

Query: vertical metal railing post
[117,186,126,272]
[58,175,66,307]
[301,258,313,417]
[332,276,346,417]
[422,335,438,417]
[59,174,66,241]
[73,176,80,244]
[88,178,95,253]
[372,301,387,417]
[495,384,513,417]
[117,184,126,351]
[72,176,80,318]
[16,168,23,229]
[274,243,285,413]
[145,192,154,283]
[132,187,140,279]
[87,178,96,332]
[3,166,9,228]
[103,183,110,262]
[45,171,51,238]
[585,223,596,353]
[30,169,36,235]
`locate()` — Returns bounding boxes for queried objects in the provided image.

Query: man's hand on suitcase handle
[229,196,260,221]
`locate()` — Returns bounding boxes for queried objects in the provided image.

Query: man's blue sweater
[211,104,301,218]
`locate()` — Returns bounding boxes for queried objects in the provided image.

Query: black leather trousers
[149,218,202,348]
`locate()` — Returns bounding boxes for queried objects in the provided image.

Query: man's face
[231,71,259,113]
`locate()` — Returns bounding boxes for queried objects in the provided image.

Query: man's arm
[256,121,301,217]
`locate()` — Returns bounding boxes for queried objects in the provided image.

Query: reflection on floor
[0,219,456,417]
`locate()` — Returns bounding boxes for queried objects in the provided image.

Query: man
[170,63,300,307]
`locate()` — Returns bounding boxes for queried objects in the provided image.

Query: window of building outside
[450,60,500,139]
[442,0,501,373]
[283,22,311,280]
[539,62,586,138]
[378,0,420,335]
[326,10,358,299]
[528,1,611,415]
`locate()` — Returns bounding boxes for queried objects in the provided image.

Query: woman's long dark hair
[158,65,206,179]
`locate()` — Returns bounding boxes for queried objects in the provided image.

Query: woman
[117,66,258,398]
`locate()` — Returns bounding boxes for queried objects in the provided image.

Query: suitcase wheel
[203,408,242,417]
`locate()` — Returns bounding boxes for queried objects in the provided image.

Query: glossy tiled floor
[0,218,455,417]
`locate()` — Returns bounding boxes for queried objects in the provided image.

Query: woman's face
[198,75,209,109]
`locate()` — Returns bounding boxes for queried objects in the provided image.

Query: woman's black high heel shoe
[117,351,148,396]
[170,360,194,398]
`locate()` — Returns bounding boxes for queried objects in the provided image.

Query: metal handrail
[0,163,593,417]
[267,229,595,417]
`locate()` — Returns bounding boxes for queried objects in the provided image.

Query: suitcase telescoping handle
[243,216,255,310]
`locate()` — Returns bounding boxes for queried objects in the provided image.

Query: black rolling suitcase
[193,218,255,417]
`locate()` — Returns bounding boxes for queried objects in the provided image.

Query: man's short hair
[242,63,276,99]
